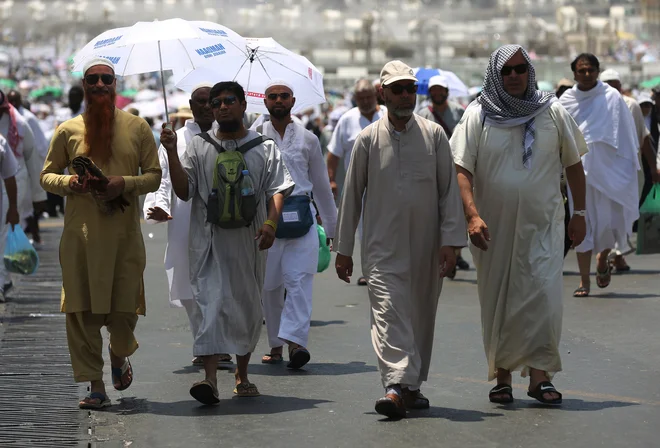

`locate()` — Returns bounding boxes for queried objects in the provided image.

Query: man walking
[559,54,640,297]
[335,61,466,419]
[0,134,20,303]
[144,83,232,368]
[450,45,588,405]
[256,80,337,369]
[160,81,294,404]
[40,58,162,409]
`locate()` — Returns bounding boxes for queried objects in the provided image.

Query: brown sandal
[596,265,611,289]
[233,382,260,397]
[190,379,220,405]
[573,286,590,297]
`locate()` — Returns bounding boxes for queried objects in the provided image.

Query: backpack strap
[197,132,225,153]
[237,135,273,154]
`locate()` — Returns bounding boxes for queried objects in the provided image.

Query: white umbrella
[172,37,325,115]
[71,18,247,123]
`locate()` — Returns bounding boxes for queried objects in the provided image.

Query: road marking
[437,374,660,406]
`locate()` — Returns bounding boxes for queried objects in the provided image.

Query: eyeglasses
[387,83,418,95]
[267,92,291,101]
[577,68,597,75]
[210,96,238,108]
[500,64,528,76]
[84,74,115,85]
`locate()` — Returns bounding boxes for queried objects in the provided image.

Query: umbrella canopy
[537,80,554,92]
[28,86,63,99]
[640,76,660,90]
[0,79,16,91]
[172,37,325,115]
[413,68,469,98]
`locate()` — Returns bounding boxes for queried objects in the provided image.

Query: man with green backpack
[160,81,294,405]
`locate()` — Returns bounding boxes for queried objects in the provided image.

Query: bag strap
[197,132,224,153]
[429,106,452,138]
[237,135,273,154]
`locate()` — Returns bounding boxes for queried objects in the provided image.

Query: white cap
[265,79,294,95]
[428,75,449,90]
[192,82,212,95]
[638,94,654,105]
[82,57,115,75]
[600,69,620,82]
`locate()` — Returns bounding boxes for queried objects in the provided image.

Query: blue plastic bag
[4,226,39,275]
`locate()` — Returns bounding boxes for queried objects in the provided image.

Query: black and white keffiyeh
[477,44,556,169]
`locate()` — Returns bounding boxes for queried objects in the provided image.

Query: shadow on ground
[105,395,332,417]
[310,320,347,327]
[494,398,638,412]
[173,361,378,377]
[366,406,503,422]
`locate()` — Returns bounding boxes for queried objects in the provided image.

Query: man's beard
[268,106,292,120]
[217,118,241,133]
[432,95,448,107]
[393,108,415,119]
[83,88,116,164]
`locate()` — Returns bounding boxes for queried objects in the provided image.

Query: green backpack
[197,133,271,229]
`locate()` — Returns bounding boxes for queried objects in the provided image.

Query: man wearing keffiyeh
[450,44,588,406]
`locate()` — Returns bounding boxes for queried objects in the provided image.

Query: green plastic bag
[636,184,660,255]
[317,224,331,273]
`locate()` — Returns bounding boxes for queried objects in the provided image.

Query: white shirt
[259,120,337,238]
[18,106,49,159]
[327,106,387,171]
[0,135,19,216]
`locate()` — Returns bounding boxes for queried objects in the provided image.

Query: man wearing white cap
[335,60,467,418]
[256,80,337,369]
[41,57,162,409]
[143,83,233,368]
[600,69,658,271]
[417,75,470,275]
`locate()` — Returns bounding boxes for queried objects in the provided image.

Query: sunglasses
[500,64,528,76]
[387,83,418,95]
[210,96,238,108]
[267,92,291,101]
[84,74,115,85]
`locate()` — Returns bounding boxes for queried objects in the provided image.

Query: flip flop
[596,265,611,289]
[527,381,562,405]
[192,355,234,367]
[109,345,133,391]
[79,392,111,409]
[489,384,514,404]
[287,347,311,369]
[233,382,260,397]
[573,286,590,297]
[261,353,284,364]
[190,380,220,405]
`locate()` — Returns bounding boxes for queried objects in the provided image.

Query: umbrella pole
[157,40,171,129]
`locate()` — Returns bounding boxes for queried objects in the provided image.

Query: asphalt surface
[55,222,660,447]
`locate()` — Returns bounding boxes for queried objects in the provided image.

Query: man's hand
[96,176,125,201]
[653,168,660,184]
[161,124,178,153]
[255,223,276,251]
[567,215,587,248]
[439,246,457,278]
[468,215,490,251]
[69,175,90,194]
[330,180,338,199]
[5,205,19,230]
[147,207,172,222]
[335,253,353,283]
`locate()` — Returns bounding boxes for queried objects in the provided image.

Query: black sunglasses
[84,74,115,85]
[387,83,418,95]
[500,64,528,76]
[267,92,291,101]
[210,96,238,108]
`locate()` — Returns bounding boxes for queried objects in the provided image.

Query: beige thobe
[336,114,467,388]
[450,102,587,381]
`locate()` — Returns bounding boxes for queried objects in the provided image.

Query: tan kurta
[336,114,467,388]
[450,102,587,381]
[40,109,161,315]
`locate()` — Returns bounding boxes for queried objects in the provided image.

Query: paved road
[80,223,660,447]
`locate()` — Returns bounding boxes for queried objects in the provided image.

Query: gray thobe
[182,130,294,356]
[336,114,467,388]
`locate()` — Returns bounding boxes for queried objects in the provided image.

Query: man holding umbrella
[41,57,162,409]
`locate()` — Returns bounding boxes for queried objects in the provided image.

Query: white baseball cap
[428,75,449,90]
[638,94,654,105]
[600,69,620,82]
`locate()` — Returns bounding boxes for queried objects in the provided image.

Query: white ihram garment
[260,121,337,348]
[0,136,19,290]
[143,120,201,334]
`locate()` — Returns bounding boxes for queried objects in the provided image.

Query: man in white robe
[0,90,46,294]
[143,83,232,367]
[0,134,20,302]
[335,61,467,419]
[160,81,294,404]
[559,54,640,297]
[254,80,337,369]
[451,45,588,406]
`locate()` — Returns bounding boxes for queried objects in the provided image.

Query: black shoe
[3,281,13,294]
[456,256,470,270]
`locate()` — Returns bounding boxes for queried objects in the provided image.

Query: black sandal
[489,384,514,404]
[527,381,562,405]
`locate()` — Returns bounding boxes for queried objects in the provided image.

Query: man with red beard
[40,58,162,409]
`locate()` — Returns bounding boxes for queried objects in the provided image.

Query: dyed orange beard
[83,89,116,164]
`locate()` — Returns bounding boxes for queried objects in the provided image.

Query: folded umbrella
[71,156,130,215]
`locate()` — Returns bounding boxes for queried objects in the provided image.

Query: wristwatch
[573,210,586,217]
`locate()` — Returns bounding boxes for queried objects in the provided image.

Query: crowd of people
[0,42,658,419]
